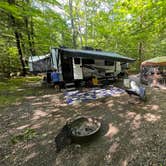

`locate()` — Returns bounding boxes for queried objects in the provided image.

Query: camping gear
[125,80,146,101]
[92,76,99,86]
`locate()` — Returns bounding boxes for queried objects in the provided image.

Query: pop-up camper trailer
[29,54,51,73]
[29,48,135,84]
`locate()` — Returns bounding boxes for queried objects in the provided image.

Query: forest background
[0,0,165,76]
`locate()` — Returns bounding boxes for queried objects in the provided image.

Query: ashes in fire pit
[70,117,101,138]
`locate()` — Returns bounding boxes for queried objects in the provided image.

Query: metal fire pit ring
[69,116,101,143]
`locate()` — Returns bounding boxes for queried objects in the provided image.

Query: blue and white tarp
[64,86,125,105]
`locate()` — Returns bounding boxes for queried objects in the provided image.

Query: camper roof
[29,54,50,62]
[59,48,135,63]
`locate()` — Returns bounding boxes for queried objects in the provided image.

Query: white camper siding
[73,58,83,80]
[115,62,121,76]
[29,62,33,71]
[51,48,63,81]
[57,54,63,81]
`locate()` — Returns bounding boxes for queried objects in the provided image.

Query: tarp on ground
[64,86,125,105]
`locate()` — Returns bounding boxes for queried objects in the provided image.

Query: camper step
[65,82,75,86]
[65,82,76,91]
[66,87,76,91]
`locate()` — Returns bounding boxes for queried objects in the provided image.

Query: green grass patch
[11,128,37,144]
[0,95,21,106]
[0,76,42,107]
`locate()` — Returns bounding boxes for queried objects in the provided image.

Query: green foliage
[0,0,166,74]
[0,0,72,75]
[11,128,37,144]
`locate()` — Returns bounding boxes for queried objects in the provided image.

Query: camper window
[74,58,80,64]
[105,60,114,66]
[82,59,94,64]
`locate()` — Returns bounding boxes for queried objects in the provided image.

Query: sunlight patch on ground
[131,114,141,130]
[104,142,120,162]
[86,101,102,107]
[50,95,68,107]
[143,104,160,111]
[42,94,53,98]
[32,102,50,106]
[105,123,119,139]
[48,117,66,126]
[117,100,126,105]
[126,112,137,119]
[17,124,30,130]
[24,96,36,100]
[32,110,49,120]
[121,159,128,166]
[0,133,8,140]
[31,120,48,129]
[106,100,114,108]
[108,142,119,154]
[151,105,160,111]
[144,113,161,122]
[25,152,38,162]
[50,108,60,113]
[51,97,63,104]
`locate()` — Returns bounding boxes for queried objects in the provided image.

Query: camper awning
[141,56,166,67]
[60,48,135,63]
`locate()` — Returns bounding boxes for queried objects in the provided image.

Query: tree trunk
[8,0,26,76]
[138,41,143,66]
[69,0,77,48]
[30,17,36,55]
[25,0,36,55]
[14,31,26,75]
[25,16,34,55]
[84,0,88,46]
[138,14,144,68]
[75,8,83,47]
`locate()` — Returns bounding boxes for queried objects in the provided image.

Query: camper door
[73,58,83,80]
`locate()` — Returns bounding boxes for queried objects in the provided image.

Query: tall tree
[7,0,26,75]
[68,0,77,48]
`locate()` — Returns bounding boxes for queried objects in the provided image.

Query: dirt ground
[0,80,166,166]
